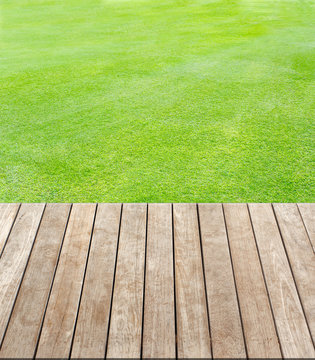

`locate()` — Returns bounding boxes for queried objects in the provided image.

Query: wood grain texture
[36,203,96,358]
[142,204,175,359]
[0,204,71,358]
[249,203,315,358]
[298,203,315,253]
[106,203,147,359]
[0,202,314,358]
[0,204,20,255]
[223,203,281,359]
[71,203,121,359]
[198,203,246,359]
[0,203,45,346]
[273,203,315,342]
[173,203,211,358]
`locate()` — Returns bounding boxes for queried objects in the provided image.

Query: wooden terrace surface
[0,203,314,359]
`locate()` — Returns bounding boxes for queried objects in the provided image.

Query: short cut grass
[0,0,314,202]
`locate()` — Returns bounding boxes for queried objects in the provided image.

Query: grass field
[0,0,314,202]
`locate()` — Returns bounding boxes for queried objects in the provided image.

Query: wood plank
[249,203,315,358]
[142,203,175,359]
[198,203,246,359]
[71,203,121,358]
[0,203,45,346]
[223,203,281,359]
[298,203,315,253]
[36,203,96,358]
[273,203,315,342]
[106,203,147,359]
[0,204,20,255]
[0,204,71,358]
[173,203,211,358]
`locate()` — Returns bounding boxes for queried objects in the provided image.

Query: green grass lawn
[0,0,314,202]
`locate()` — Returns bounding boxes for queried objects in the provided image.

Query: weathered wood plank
[0,204,71,358]
[273,203,315,342]
[142,203,175,359]
[106,203,147,358]
[249,203,315,358]
[198,203,246,359]
[223,203,281,359]
[173,203,211,358]
[71,203,121,358]
[0,203,45,346]
[298,203,315,253]
[0,204,20,255]
[36,203,96,358]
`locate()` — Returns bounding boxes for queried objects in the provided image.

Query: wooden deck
[0,203,314,359]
